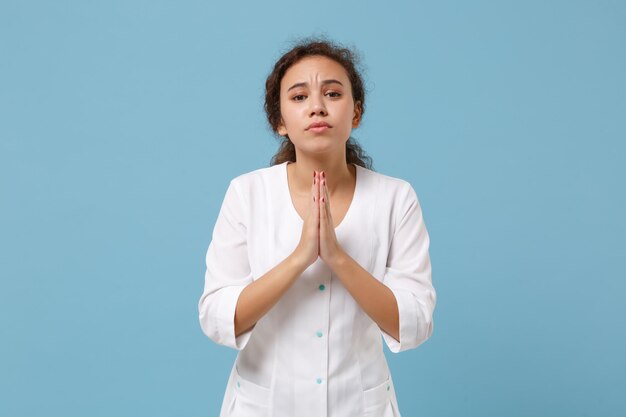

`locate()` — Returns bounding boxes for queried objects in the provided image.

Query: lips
[307,121,331,130]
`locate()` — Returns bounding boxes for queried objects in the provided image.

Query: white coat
[198,161,436,417]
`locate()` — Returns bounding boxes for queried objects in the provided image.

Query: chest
[290,187,355,229]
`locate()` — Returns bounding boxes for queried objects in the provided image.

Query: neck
[287,154,354,196]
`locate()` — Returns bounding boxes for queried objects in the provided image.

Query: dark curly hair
[264,35,374,170]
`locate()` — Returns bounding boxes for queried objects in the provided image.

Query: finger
[321,177,332,229]
[323,177,331,218]
[316,171,321,204]
[314,171,320,224]
[320,177,326,222]
[311,173,316,211]
[320,178,329,244]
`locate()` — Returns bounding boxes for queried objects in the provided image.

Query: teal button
[316,378,323,384]
[318,284,325,291]
[387,385,390,391]
[237,381,240,388]
[316,331,323,338]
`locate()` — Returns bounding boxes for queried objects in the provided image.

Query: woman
[198,37,436,417]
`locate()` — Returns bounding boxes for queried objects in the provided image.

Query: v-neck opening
[282,160,361,232]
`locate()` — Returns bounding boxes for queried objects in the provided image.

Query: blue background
[1,1,624,416]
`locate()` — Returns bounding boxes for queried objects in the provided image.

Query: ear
[277,118,288,136]
[352,100,363,128]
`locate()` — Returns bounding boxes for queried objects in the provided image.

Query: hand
[293,170,320,269]
[318,171,346,267]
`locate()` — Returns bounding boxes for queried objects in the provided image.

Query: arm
[234,252,308,338]
[328,182,436,353]
[328,251,401,342]
[198,179,308,350]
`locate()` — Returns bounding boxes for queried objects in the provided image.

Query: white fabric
[198,161,436,417]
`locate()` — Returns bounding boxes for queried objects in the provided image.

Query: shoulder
[358,165,417,203]
[228,162,285,190]
[358,166,423,228]
[222,163,286,211]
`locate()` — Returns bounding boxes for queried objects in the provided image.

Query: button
[316,378,323,384]
[387,384,390,391]
[237,381,240,388]
[318,284,325,291]
[316,331,323,338]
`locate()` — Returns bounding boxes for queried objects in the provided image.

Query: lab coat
[198,161,436,417]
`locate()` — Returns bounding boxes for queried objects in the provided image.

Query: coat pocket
[228,366,271,417]
[362,375,395,417]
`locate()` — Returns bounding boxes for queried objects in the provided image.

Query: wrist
[288,250,310,273]
[328,249,349,271]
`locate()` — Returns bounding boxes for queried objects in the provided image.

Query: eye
[326,91,342,98]
[292,94,306,102]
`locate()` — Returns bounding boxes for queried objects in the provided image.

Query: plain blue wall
[1,1,624,416]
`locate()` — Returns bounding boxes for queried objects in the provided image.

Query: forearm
[328,251,400,342]
[234,252,308,338]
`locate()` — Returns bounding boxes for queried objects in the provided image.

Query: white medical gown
[199,161,436,417]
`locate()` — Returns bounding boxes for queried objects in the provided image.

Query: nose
[308,93,327,116]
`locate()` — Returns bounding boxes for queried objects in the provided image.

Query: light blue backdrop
[1,1,624,416]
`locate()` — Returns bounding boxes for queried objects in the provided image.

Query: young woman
[198,37,436,417]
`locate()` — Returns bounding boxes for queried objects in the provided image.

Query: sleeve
[380,182,436,353]
[198,178,255,351]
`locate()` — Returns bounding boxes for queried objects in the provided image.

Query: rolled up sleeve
[380,183,436,353]
[198,179,254,351]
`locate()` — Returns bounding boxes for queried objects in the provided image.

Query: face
[277,55,362,156]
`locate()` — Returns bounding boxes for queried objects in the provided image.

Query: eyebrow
[287,79,344,92]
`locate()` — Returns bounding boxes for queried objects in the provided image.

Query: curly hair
[264,35,374,170]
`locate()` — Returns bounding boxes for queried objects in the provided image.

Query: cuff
[216,285,254,351]
[380,288,421,353]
